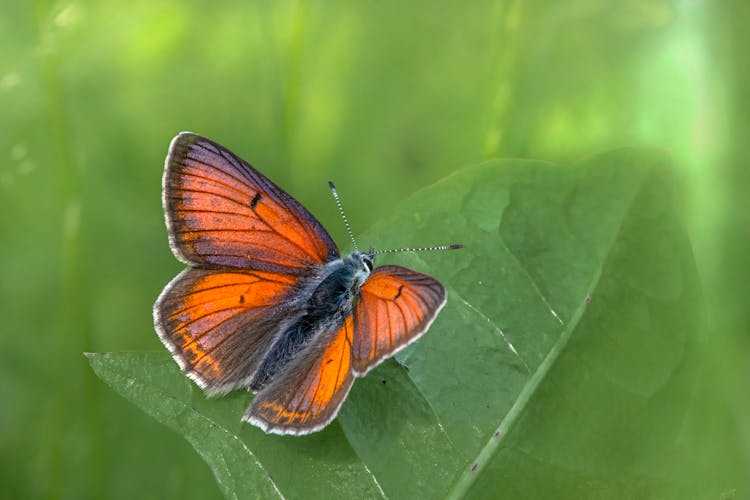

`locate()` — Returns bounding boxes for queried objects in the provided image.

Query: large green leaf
[88,148,702,499]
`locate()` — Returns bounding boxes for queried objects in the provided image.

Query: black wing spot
[239,295,245,304]
[250,192,262,209]
[393,284,404,300]
[326,358,334,365]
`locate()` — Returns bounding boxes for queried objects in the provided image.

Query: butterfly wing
[163,132,339,274]
[352,265,446,375]
[244,317,355,435]
[154,267,305,395]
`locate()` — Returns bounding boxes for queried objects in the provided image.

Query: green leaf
[88,148,702,499]
[86,352,385,499]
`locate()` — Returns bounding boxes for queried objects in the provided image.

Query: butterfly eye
[363,257,373,272]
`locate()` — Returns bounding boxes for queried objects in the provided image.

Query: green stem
[31,2,103,497]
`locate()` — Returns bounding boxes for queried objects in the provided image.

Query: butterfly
[153,132,461,435]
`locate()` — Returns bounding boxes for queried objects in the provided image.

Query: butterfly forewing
[154,268,303,395]
[163,133,339,274]
[352,265,446,375]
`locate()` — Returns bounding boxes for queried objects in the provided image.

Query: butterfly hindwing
[154,267,304,395]
[244,316,355,435]
[352,265,446,375]
[163,133,339,274]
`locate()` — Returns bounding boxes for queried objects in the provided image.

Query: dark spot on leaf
[494,430,500,437]
[381,379,387,385]
[585,293,591,305]
[471,463,478,472]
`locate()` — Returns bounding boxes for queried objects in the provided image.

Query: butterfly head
[344,251,375,290]
[363,247,375,271]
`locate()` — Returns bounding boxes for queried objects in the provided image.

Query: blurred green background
[1,0,747,498]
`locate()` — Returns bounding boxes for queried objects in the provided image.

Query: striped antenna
[328,181,359,253]
[373,244,463,255]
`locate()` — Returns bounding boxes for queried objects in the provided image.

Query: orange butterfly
[154,133,461,435]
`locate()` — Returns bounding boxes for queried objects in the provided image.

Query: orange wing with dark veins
[352,265,446,375]
[154,267,302,395]
[163,132,339,274]
[244,316,355,435]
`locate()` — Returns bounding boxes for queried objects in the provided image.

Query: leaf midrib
[444,264,602,499]
[442,175,644,499]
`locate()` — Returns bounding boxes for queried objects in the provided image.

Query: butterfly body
[248,252,373,392]
[155,132,453,435]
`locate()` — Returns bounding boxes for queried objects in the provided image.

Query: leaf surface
[89,148,702,499]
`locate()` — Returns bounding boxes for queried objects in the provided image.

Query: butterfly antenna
[328,181,359,253]
[373,244,464,255]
